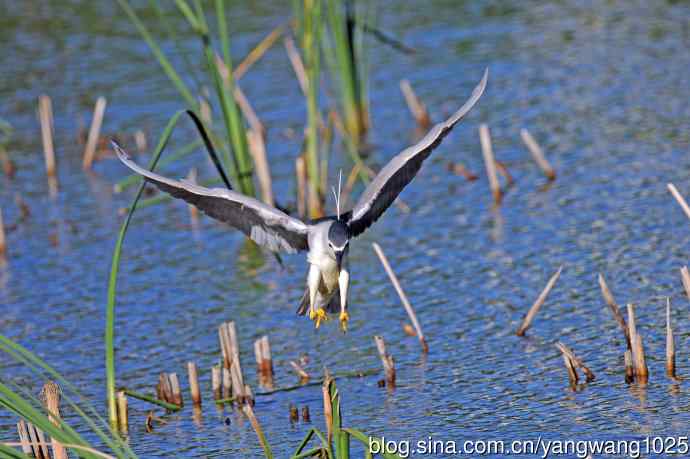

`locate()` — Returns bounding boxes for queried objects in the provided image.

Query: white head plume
[331,169,343,220]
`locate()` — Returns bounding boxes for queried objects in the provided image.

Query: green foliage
[0,334,137,459]
[116,0,255,197]
[323,0,371,140]
[105,109,231,428]
[287,379,403,459]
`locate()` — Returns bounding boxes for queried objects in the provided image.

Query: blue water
[2,1,690,457]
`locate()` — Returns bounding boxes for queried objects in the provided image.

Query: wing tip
[111,139,130,162]
[476,67,489,97]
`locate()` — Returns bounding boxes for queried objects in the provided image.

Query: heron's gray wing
[114,143,309,253]
[345,69,488,237]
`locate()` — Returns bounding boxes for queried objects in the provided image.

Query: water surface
[2,1,690,457]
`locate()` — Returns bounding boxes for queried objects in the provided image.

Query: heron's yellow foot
[314,308,328,328]
[339,311,349,332]
[309,309,317,320]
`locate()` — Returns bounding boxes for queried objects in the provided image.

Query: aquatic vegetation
[116,0,255,197]
[293,0,326,218]
[323,0,371,141]
[105,110,230,427]
[0,334,137,459]
[1,331,400,458]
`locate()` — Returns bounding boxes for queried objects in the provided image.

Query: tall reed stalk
[295,0,326,218]
[323,0,370,141]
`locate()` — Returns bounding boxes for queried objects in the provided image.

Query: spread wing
[346,69,488,237]
[113,142,309,253]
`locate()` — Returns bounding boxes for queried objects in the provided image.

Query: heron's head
[327,220,350,270]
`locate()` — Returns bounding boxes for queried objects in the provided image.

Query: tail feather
[296,288,309,315]
[295,287,341,315]
[324,289,341,313]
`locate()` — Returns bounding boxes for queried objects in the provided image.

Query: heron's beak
[335,250,344,271]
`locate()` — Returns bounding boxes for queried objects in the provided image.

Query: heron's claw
[308,309,317,320]
[339,311,349,332]
[314,308,328,328]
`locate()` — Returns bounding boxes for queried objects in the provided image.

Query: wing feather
[114,143,309,253]
[346,69,488,237]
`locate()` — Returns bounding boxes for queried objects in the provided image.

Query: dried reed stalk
[38,95,55,178]
[187,362,201,406]
[399,79,431,128]
[494,160,514,186]
[627,304,648,384]
[41,381,67,459]
[479,124,501,204]
[560,352,578,388]
[322,377,334,442]
[134,129,147,153]
[290,360,310,381]
[199,96,212,125]
[82,97,107,169]
[254,335,274,387]
[516,266,563,336]
[666,298,676,379]
[211,365,222,402]
[372,242,428,352]
[157,373,173,405]
[520,128,555,180]
[373,336,396,387]
[598,273,631,350]
[169,373,183,407]
[16,420,33,455]
[232,83,265,138]
[234,23,284,80]
[222,367,232,400]
[284,36,307,94]
[26,420,50,459]
[247,129,274,206]
[224,321,247,402]
[624,350,634,384]
[668,183,690,220]
[555,342,595,382]
[242,403,272,458]
[289,404,299,422]
[116,391,128,432]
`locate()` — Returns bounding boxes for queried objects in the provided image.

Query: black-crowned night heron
[113,69,487,331]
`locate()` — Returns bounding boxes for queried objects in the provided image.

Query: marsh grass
[286,378,403,459]
[116,0,256,197]
[1,338,400,458]
[323,0,371,141]
[105,110,231,427]
[0,334,137,459]
[293,0,326,218]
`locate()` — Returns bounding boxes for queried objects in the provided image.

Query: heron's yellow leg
[314,308,328,328]
[339,311,349,332]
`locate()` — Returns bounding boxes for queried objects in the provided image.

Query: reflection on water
[2,0,690,457]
